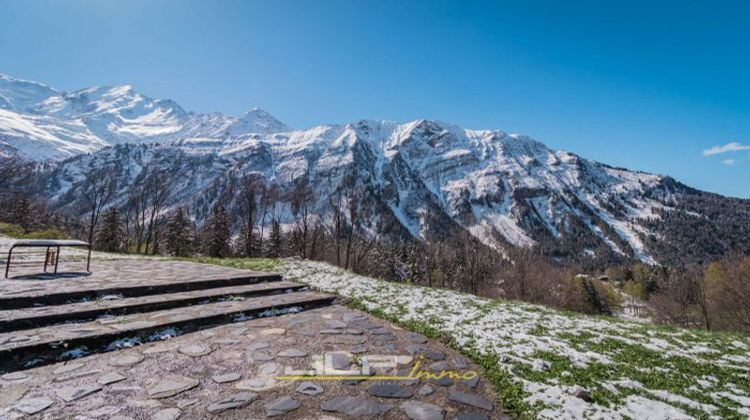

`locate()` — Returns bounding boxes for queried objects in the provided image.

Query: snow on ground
[278,259,750,419]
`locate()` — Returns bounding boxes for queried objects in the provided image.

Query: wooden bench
[4,239,91,278]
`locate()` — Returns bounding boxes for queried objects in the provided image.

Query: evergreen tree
[95,208,123,252]
[0,192,34,232]
[203,203,231,258]
[165,207,194,257]
[269,219,283,257]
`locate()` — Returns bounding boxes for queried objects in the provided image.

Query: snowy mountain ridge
[0,74,288,160]
[4,74,749,266]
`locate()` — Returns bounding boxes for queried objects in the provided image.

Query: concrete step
[0,281,306,333]
[0,290,335,373]
[0,270,281,309]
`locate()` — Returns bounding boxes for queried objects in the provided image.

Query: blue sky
[0,0,748,197]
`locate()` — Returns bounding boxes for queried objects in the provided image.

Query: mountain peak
[238,107,275,118]
[103,84,136,96]
[227,107,290,135]
[68,84,137,100]
[0,73,60,113]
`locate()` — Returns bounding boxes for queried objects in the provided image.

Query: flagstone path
[1,305,503,419]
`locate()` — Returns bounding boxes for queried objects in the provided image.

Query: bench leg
[44,247,50,273]
[4,248,12,278]
[54,246,60,275]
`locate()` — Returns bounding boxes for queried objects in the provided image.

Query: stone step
[0,270,281,310]
[0,281,306,333]
[0,291,335,373]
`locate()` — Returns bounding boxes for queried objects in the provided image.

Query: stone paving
[0,290,333,353]
[0,260,275,301]
[0,281,304,330]
[0,305,502,419]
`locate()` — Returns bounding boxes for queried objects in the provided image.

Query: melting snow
[280,259,750,419]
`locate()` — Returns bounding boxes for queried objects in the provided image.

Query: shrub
[0,223,25,237]
[622,280,647,300]
[23,229,67,240]
[593,279,623,312]
[0,223,67,240]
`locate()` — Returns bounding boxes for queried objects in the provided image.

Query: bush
[0,223,25,237]
[622,280,647,300]
[593,279,623,312]
[0,223,67,240]
[563,276,596,313]
[23,229,67,240]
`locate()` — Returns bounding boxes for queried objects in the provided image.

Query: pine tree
[203,203,231,258]
[0,192,35,232]
[95,208,123,252]
[165,207,194,257]
[269,218,283,257]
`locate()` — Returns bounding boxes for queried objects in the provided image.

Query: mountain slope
[3,74,749,265]
[0,74,288,160]
[0,108,107,159]
[39,120,750,266]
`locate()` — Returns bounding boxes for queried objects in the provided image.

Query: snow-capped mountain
[3,74,749,265]
[0,74,288,160]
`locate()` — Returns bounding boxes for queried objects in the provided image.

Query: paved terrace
[0,260,502,419]
[0,260,277,306]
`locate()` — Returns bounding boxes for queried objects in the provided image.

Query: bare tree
[344,189,360,270]
[425,240,453,288]
[124,165,172,254]
[693,266,713,331]
[257,183,279,256]
[651,268,703,328]
[289,180,315,259]
[308,219,325,260]
[328,187,346,266]
[349,234,376,272]
[125,186,149,253]
[343,187,377,272]
[235,174,265,257]
[80,165,117,246]
[503,247,535,301]
[498,246,574,307]
[447,231,496,294]
[707,255,750,332]
[143,168,172,254]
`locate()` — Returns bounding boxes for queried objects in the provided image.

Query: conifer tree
[95,208,123,252]
[165,207,194,257]
[203,203,231,258]
[269,218,283,257]
[1,193,34,232]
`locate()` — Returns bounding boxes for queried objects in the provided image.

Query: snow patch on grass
[278,259,750,419]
